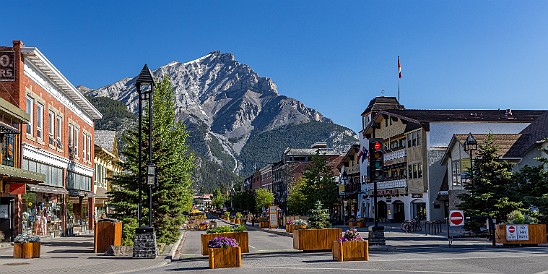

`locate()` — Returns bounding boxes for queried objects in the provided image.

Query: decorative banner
[8,183,26,194]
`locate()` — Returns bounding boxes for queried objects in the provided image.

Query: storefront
[22,185,67,237]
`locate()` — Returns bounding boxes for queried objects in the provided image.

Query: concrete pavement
[0,234,175,274]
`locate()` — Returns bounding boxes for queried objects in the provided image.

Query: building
[336,144,361,223]
[360,96,545,222]
[442,111,548,210]
[93,130,122,218]
[0,41,102,237]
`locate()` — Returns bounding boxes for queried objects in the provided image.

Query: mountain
[85,51,358,190]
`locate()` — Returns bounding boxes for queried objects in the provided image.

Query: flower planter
[201,232,249,255]
[22,243,33,259]
[13,243,23,258]
[348,222,357,227]
[32,242,41,258]
[259,221,270,228]
[332,240,369,261]
[495,224,547,245]
[293,228,342,251]
[208,246,242,269]
[357,222,366,228]
[286,225,292,233]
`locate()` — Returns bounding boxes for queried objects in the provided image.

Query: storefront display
[21,193,63,237]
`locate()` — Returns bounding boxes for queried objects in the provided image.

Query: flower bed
[332,229,368,261]
[208,237,242,269]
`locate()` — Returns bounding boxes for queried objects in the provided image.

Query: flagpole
[397,56,400,102]
[398,75,400,102]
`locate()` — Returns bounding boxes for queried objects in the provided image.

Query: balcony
[384,149,406,162]
[366,178,407,191]
[346,164,360,175]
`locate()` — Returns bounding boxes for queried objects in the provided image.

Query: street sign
[506,225,517,240]
[449,210,464,226]
[507,224,529,241]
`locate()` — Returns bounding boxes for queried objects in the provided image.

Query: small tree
[302,153,338,212]
[308,201,331,229]
[287,178,307,215]
[255,188,274,214]
[212,189,227,210]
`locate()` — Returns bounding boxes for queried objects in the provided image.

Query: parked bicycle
[401,218,422,233]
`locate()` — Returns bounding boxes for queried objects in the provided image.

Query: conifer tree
[308,200,331,229]
[302,153,338,213]
[109,75,194,245]
[514,146,548,224]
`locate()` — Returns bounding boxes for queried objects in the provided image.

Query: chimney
[505,109,513,118]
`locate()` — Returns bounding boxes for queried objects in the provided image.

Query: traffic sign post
[448,210,464,248]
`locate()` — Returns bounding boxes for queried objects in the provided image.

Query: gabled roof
[361,96,404,116]
[441,134,522,165]
[20,46,102,120]
[284,147,340,157]
[517,111,548,152]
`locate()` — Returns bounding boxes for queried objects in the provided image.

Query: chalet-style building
[93,130,122,219]
[359,96,545,222]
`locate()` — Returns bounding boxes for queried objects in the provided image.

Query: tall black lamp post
[340,171,348,223]
[133,64,157,259]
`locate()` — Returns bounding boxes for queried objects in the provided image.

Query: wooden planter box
[293,228,342,251]
[201,232,249,255]
[199,224,208,230]
[286,225,292,233]
[259,221,270,228]
[208,246,242,269]
[348,222,357,227]
[357,222,366,228]
[332,240,369,261]
[495,224,547,245]
[13,242,40,259]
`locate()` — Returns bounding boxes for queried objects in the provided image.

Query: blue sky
[2,1,547,133]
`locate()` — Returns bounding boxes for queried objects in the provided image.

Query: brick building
[0,41,102,237]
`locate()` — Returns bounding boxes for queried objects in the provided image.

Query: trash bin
[94,219,122,253]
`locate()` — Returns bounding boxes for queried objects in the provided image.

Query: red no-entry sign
[508,225,515,233]
[449,210,464,226]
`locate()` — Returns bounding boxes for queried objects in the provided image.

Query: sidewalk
[0,235,173,274]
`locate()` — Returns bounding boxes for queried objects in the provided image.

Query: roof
[517,111,548,152]
[441,134,522,164]
[94,130,117,153]
[284,147,340,157]
[384,109,545,123]
[361,96,404,116]
[20,46,102,120]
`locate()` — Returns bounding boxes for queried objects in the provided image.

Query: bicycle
[400,218,422,233]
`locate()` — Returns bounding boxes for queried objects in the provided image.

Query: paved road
[134,222,548,274]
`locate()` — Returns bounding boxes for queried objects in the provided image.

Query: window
[87,135,91,161]
[418,163,422,178]
[26,97,33,136]
[82,133,87,160]
[1,134,15,167]
[74,127,79,157]
[68,124,74,147]
[56,115,63,148]
[48,111,55,145]
[36,104,44,139]
[452,160,461,186]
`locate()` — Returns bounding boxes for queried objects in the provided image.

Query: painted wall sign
[0,51,16,82]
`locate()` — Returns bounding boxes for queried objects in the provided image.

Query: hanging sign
[269,205,278,228]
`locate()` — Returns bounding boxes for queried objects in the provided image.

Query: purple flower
[208,236,239,248]
[338,229,364,242]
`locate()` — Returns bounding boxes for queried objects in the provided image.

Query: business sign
[449,210,464,226]
[0,51,16,82]
[269,205,278,228]
[506,224,530,241]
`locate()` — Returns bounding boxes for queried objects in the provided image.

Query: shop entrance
[377,201,388,222]
[412,201,427,220]
[0,197,14,242]
[393,200,405,222]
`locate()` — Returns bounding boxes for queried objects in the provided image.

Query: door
[393,201,405,222]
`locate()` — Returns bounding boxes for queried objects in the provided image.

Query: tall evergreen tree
[109,75,194,245]
[458,134,524,232]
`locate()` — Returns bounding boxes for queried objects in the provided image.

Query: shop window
[1,134,15,167]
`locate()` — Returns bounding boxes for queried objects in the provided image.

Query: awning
[67,189,96,197]
[0,165,45,183]
[0,97,30,124]
[28,184,68,194]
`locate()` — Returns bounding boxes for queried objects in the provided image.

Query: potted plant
[496,210,547,245]
[258,216,269,228]
[357,218,366,228]
[208,237,242,269]
[292,219,308,230]
[235,212,243,224]
[201,225,249,255]
[13,234,40,259]
[199,221,209,230]
[348,218,357,227]
[293,201,342,251]
[333,229,369,261]
[224,211,230,221]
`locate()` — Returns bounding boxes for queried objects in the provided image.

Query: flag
[358,146,368,163]
[398,56,402,79]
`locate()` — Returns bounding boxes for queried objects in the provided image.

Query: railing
[365,179,407,190]
[384,149,406,162]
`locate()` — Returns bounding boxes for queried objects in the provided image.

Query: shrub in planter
[333,229,368,261]
[308,201,331,229]
[208,237,242,269]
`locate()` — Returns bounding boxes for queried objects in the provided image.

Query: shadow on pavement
[167,266,210,271]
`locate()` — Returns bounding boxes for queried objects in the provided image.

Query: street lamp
[340,171,348,223]
[147,163,156,227]
[135,64,155,228]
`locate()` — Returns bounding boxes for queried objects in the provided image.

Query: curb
[169,229,186,261]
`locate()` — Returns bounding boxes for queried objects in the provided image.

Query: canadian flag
[398,56,402,79]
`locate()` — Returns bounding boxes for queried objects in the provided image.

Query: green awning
[0,164,45,183]
[0,97,30,124]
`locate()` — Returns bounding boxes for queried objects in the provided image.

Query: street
[132,221,548,274]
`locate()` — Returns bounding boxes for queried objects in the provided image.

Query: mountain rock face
[86,51,357,176]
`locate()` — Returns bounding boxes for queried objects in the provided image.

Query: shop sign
[0,51,16,82]
[412,193,423,198]
[269,205,278,228]
[7,183,26,194]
